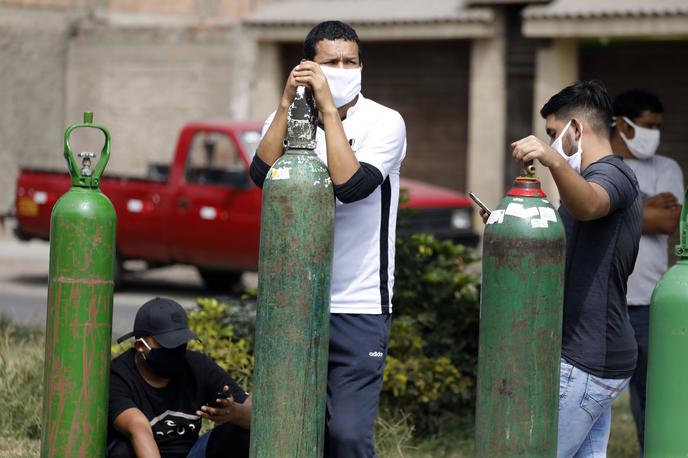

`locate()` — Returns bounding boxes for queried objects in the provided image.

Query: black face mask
[140,340,187,378]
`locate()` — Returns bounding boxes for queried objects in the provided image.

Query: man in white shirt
[249,21,406,458]
[611,88,684,452]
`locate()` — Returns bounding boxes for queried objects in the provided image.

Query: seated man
[107,297,251,458]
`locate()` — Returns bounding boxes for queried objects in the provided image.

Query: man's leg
[628,305,650,451]
[186,422,250,458]
[557,359,629,458]
[324,314,391,458]
[105,439,136,458]
[573,407,611,458]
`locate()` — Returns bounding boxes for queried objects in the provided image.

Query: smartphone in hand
[468,192,491,216]
[206,390,231,408]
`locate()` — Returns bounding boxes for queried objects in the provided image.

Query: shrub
[186,234,481,436]
[382,234,481,433]
[187,297,255,391]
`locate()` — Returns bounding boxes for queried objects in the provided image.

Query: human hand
[197,386,252,429]
[644,192,679,209]
[511,135,563,169]
[479,208,489,224]
[291,60,337,114]
[280,63,301,108]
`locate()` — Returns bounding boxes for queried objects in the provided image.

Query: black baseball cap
[116,297,200,348]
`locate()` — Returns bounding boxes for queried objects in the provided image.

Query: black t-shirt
[560,155,642,379]
[107,349,247,457]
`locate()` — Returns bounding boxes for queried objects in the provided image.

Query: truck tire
[198,268,243,293]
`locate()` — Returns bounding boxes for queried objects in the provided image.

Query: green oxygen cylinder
[645,188,688,456]
[249,86,335,457]
[40,112,117,457]
[475,166,566,457]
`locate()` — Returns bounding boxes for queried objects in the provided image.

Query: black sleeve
[249,154,271,189]
[202,355,248,404]
[333,162,384,203]
[109,369,137,425]
[586,158,638,212]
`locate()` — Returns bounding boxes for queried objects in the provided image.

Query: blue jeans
[557,358,630,458]
[186,431,211,457]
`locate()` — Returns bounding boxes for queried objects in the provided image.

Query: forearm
[230,395,252,430]
[230,410,251,430]
[256,103,290,166]
[550,161,609,221]
[643,206,681,235]
[321,109,360,184]
[130,430,161,458]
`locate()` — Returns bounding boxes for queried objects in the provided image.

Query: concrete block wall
[0,7,77,211]
[65,21,240,178]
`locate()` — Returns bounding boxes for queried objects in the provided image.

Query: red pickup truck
[14,121,478,289]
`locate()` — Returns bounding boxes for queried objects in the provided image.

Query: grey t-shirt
[623,155,684,306]
[559,155,642,379]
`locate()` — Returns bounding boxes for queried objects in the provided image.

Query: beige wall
[0,8,75,211]
[532,38,579,205]
[0,6,246,212]
[467,9,507,227]
[0,0,277,18]
[65,21,240,177]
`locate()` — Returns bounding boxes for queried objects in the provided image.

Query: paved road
[0,220,255,338]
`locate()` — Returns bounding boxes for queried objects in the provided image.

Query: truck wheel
[198,268,243,293]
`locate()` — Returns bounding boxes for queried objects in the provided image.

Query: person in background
[611,88,684,452]
[106,297,251,458]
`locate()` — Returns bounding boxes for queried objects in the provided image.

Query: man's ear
[570,117,584,141]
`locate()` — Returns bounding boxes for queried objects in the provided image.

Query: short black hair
[540,80,612,137]
[613,89,664,120]
[304,21,362,62]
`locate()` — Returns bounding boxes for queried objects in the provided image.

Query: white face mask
[620,116,660,160]
[320,66,362,108]
[551,119,583,173]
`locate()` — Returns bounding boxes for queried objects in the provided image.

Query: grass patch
[0,320,642,457]
[0,318,43,451]
[609,391,641,457]
[0,437,40,458]
[375,394,641,457]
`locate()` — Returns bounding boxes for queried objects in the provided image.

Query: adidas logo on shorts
[368,351,384,358]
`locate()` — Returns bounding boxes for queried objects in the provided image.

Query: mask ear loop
[619,116,636,141]
[136,338,152,359]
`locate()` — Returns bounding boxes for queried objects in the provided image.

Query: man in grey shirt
[510,80,642,457]
[611,89,684,451]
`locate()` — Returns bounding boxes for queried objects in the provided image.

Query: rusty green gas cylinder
[40,112,116,458]
[475,176,566,457]
[645,189,688,456]
[249,86,335,457]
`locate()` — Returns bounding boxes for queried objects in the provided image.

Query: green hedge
[185,234,481,435]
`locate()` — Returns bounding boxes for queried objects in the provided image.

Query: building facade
[1,0,687,234]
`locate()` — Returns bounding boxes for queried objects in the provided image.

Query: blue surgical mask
[551,120,583,173]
